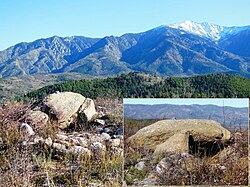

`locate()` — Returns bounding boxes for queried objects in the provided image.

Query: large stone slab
[43,92,96,129]
[154,131,189,155]
[128,119,231,151]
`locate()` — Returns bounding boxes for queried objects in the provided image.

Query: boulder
[43,92,96,129]
[78,98,97,121]
[20,123,35,137]
[154,132,189,155]
[25,110,49,127]
[128,119,231,152]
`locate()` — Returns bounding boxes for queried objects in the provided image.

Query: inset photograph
[124,98,249,186]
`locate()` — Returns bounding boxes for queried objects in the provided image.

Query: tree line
[18,72,250,102]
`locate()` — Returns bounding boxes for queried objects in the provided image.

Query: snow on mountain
[169,20,250,41]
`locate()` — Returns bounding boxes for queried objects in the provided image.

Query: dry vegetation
[124,118,249,186]
[0,99,123,187]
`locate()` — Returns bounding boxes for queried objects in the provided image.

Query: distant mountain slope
[0,21,250,78]
[219,29,250,57]
[124,103,248,127]
[0,72,96,101]
[169,20,250,41]
[0,36,99,77]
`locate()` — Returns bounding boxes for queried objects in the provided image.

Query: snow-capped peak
[169,20,249,41]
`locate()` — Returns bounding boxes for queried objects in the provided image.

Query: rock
[88,182,105,187]
[98,111,105,118]
[90,142,106,156]
[69,146,91,156]
[20,123,35,137]
[55,139,71,147]
[114,135,124,140]
[154,132,189,156]
[0,137,3,145]
[56,134,68,141]
[110,147,123,156]
[33,136,44,144]
[106,138,121,148]
[78,98,97,121]
[45,137,53,147]
[94,119,105,126]
[128,119,231,151]
[115,128,123,135]
[100,133,111,140]
[76,137,88,147]
[134,172,158,186]
[68,137,79,145]
[210,146,235,164]
[135,161,146,170]
[43,92,96,129]
[99,125,116,135]
[25,110,49,127]
[155,153,195,177]
[52,142,66,151]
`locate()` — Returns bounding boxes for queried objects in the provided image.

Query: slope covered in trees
[20,72,250,101]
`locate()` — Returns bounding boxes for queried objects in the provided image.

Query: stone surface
[20,123,35,137]
[52,142,66,151]
[128,119,231,151]
[25,110,49,127]
[155,153,196,177]
[135,161,146,170]
[33,136,44,144]
[100,132,111,140]
[78,98,97,121]
[106,138,121,148]
[43,92,96,129]
[154,132,189,155]
[69,146,91,156]
[56,134,68,141]
[90,142,106,156]
[76,137,88,147]
[45,137,53,147]
[94,119,105,126]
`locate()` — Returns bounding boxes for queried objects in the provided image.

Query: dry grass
[0,101,123,187]
[124,118,249,186]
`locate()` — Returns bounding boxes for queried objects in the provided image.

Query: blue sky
[1,0,250,50]
[123,98,249,108]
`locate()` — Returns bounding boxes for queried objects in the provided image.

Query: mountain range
[124,103,248,127]
[0,20,250,78]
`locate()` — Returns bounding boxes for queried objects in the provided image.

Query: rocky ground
[0,92,123,187]
[124,119,248,186]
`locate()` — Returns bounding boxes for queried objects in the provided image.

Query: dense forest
[19,72,250,102]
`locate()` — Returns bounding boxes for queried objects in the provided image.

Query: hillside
[0,72,96,101]
[18,72,250,102]
[0,21,250,78]
[124,104,248,128]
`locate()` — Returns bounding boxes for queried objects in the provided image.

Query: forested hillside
[19,72,250,101]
